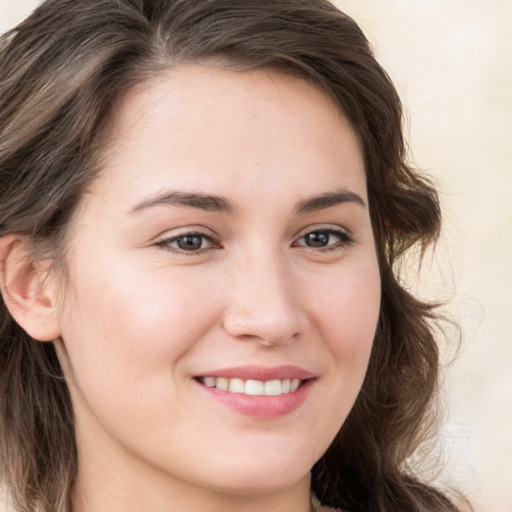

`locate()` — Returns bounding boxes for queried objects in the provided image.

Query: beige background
[336,3,512,510]
[1,1,511,511]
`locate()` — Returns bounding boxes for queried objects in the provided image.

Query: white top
[312,495,344,512]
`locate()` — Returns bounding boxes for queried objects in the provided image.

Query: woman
[0,1,467,511]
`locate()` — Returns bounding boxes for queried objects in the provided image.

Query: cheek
[55,263,228,457]
[307,256,381,419]
[312,259,381,349]
[57,261,222,396]
[295,258,380,457]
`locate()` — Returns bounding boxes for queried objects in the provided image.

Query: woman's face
[54,66,381,502]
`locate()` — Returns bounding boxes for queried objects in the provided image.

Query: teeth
[216,377,229,391]
[228,378,245,393]
[204,377,216,387]
[200,377,304,396]
[264,379,283,395]
[245,379,264,395]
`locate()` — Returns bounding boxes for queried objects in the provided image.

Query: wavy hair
[0,1,462,510]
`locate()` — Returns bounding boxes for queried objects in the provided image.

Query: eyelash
[154,231,220,255]
[294,228,355,252]
[154,227,354,255]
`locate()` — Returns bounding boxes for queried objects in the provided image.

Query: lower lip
[195,379,314,419]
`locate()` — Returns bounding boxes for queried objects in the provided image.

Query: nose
[222,253,308,346]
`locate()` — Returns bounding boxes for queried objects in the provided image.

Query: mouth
[195,376,305,396]
[192,366,315,418]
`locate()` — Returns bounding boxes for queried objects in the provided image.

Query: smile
[197,376,303,396]
[193,365,316,418]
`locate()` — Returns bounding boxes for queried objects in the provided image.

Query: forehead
[88,64,366,213]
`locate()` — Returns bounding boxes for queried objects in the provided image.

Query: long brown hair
[0,1,462,510]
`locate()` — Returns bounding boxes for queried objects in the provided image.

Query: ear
[0,234,61,342]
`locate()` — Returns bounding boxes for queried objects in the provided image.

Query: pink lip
[193,365,316,419]
[198,365,315,381]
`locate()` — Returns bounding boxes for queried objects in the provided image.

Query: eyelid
[292,225,355,250]
[153,227,221,254]
[152,224,217,242]
[294,223,354,239]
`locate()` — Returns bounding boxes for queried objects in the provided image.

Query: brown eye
[175,235,205,251]
[303,231,331,247]
[156,231,219,254]
[295,229,354,251]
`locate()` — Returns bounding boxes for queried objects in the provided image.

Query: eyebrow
[130,191,236,214]
[129,188,366,215]
[295,189,367,213]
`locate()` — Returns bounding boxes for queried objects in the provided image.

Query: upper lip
[196,365,315,381]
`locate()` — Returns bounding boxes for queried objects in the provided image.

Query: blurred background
[336,3,512,510]
[1,0,511,510]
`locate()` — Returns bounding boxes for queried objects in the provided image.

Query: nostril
[222,280,307,345]
[223,310,300,344]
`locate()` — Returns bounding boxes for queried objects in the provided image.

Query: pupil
[306,231,329,247]
[177,235,202,250]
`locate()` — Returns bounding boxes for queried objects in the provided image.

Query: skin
[36,66,380,511]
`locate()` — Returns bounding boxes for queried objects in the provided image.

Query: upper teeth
[201,377,301,395]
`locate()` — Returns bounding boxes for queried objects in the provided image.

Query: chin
[194,451,313,496]
[208,473,309,497]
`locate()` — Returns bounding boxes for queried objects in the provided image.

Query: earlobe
[0,234,61,342]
